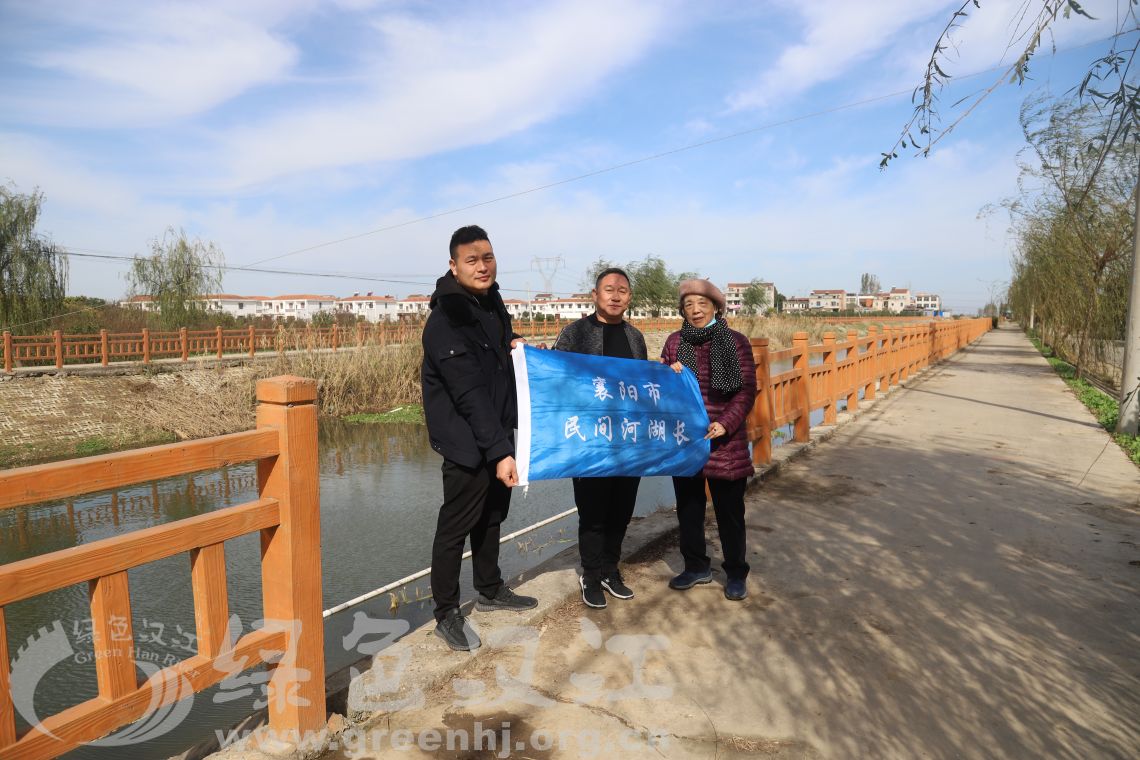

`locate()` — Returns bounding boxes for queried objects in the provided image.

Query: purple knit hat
[677,278,726,313]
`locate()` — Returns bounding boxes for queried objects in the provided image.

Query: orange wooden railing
[1,320,565,371]
[0,376,325,760]
[746,319,991,465]
[1,316,939,372]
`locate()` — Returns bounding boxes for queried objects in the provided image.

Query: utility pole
[1118,180,1140,435]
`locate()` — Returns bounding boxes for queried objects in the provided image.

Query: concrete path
[240,325,1139,760]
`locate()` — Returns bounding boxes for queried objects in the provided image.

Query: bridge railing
[3,316,941,372]
[747,318,991,465]
[0,376,325,760]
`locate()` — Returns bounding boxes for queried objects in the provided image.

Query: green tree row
[1003,94,1135,380]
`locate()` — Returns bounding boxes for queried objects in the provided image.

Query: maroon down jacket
[661,328,758,481]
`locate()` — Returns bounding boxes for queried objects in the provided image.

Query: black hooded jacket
[421,272,518,468]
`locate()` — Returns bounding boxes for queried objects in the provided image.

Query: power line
[1,248,579,332]
[228,31,1130,270]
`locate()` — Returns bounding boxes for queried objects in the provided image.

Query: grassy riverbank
[344,405,425,425]
[1027,328,1140,467]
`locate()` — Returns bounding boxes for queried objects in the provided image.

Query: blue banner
[512,345,710,484]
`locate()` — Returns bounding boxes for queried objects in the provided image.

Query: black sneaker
[600,571,634,599]
[475,586,538,612]
[579,576,607,608]
[434,609,480,651]
[668,569,713,590]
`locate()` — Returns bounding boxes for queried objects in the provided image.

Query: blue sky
[1,0,1132,314]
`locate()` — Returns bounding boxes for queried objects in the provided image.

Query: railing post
[887,327,899,388]
[822,332,837,425]
[865,326,878,401]
[792,332,811,442]
[332,323,339,352]
[142,328,151,364]
[925,321,934,369]
[4,330,13,373]
[216,325,224,359]
[249,325,256,358]
[180,327,189,362]
[255,376,325,738]
[54,329,63,369]
[100,329,109,366]
[0,608,13,746]
[748,338,774,466]
[845,329,859,413]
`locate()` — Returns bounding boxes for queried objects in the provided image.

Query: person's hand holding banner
[511,345,711,485]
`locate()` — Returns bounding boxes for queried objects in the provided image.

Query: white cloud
[217,0,669,187]
[727,0,1126,111]
[728,0,952,111]
[1,1,308,125]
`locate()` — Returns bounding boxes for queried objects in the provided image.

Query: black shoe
[725,578,748,601]
[669,569,712,590]
[434,610,480,651]
[580,576,607,608]
[600,571,634,599]
[475,585,538,612]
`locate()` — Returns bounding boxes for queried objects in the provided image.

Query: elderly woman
[661,279,757,601]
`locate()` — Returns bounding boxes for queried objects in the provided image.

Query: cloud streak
[217,0,669,187]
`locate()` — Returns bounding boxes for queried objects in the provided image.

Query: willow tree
[0,186,69,334]
[1003,95,1135,378]
[127,228,224,329]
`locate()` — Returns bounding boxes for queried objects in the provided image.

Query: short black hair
[594,267,631,289]
[449,225,490,259]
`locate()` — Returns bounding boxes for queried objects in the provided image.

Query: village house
[915,293,942,314]
[338,293,399,323]
[118,295,160,312]
[887,288,914,314]
[724,281,777,313]
[262,294,339,320]
[198,294,267,316]
[809,289,847,312]
[397,294,431,320]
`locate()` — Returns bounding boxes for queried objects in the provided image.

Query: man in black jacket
[422,225,537,651]
[553,268,648,608]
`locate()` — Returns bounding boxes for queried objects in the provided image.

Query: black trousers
[431,459,511,621]
[573,476,640,583]
[671,475,749,581]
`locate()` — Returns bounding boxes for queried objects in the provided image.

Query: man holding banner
[553,268,649,609]
[421,225,538,652]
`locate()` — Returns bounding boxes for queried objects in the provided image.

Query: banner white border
[511,345,532,486]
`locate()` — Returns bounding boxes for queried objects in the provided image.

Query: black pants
[573,476,640,583]
[672,475,749,581]
[431,459,511,621]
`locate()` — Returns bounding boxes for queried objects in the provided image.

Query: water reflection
[0,420,675,759]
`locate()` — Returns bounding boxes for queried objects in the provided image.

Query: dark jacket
[661,327,757,481]
[421,273,517,468]
[553,314,648,359]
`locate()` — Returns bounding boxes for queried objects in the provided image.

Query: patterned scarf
[678,318,742,393]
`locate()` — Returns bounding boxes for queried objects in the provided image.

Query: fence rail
[0,376,325,760]
[2,316,936,372]
[746,319,991,465]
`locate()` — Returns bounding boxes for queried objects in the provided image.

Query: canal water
[0,420,678,759]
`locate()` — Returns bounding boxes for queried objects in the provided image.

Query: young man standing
[553,268,648,608]
[421,225,537,651]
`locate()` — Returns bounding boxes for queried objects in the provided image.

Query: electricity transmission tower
[530,256,564,293]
